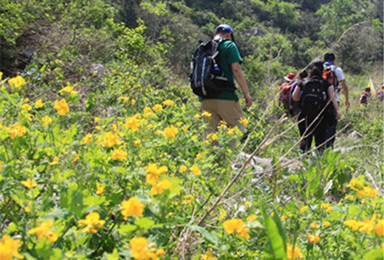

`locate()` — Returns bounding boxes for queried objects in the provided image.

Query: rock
[90,63,106,77]
[348,131,364,139]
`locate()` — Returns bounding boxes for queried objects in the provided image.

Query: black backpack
[300,77,327,117]
[190,39,236,97]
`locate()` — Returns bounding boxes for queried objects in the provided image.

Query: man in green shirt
[201,24,252,135]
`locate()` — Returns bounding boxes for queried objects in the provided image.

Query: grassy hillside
[0,0,383,259]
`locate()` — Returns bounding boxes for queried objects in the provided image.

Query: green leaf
[45,208,71,220]
[348,205,360,216]
[188,225,220,245]
[261,205,287,260]
[118,224,137,234]
[134,217,156,230]
[363,249,384,260]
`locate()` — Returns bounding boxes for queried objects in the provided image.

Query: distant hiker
[323,52,349,149]
[376,85,384,101]
[289,70,308,117]
[292,61,340,152]
[279,72,296,115]
[194,24,252,136]
[359,87,371,105]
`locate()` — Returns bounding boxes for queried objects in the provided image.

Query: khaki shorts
[201,99,245,134]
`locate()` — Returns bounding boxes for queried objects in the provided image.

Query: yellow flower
[121,197,145,219]
[176,122,183,127]
[239,117,249,127]
[310,222,320,229]
[281,215,287,222]
[96,183,105,195]
[0,234,24,260]
[21,104,32,111]
[194,114,200,119]
[21,179,38,189]
[134,139,141,146]
[59,86,78,95]
[244,201,251,207]
[227,128,235,135]
[131,99,136,105]
[150,179,172,196]
[49,157,59,165]
[189,164,201,176]
[206,133,218,142]
[125,116,140,131]
[286,243,304,259]
[223,218,249,239]
[28,220,58,242]
[34,99,44,109]
[357,187,378,198]
[180,165,187,172]
[8,75,26,89]
[323,221,331,227]
[112,148,128,160]
[246,215,258,222]
[78,212,105,233]
[0,71,2,80]
[202,111,212,117]
[374,219,384,236]
[9,125,27,139]
[196,153,202,160]
[182,125,189,131]
[162,99,174,106]
[358,214,377,234]
[344,194,354,200]
[201,249,218,260]
[103,132,121,147]
[152,104,163,111]
[71,151,79,163]
[344,219,363,231]
[320,203,333,213]
[300,206,309,214]
[307,234,321,243]
[143,106,152,112]
[163,125,178,139]
[130,237,149,260]
[82,134,93,144]
[156,248,165,256]
[54,99,70,115]
[94,117,100,123]
[145,163,168,185]
[41,116,52,126]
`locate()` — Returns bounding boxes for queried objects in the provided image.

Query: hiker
[279,72,296,115]
[323,52,349,149]
[292,61,340,152]
[289,70,308,117]
[200,24,252,136]
[359,87,371,105]
[376,85,384,101]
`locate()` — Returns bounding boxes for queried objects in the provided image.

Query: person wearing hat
[376,85,384,101]
[292,61,340,152]
[359,87,371,105]
[323,52,349,148]
[279,72,296,115]
[200,24,252,138]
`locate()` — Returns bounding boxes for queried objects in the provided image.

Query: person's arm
[339,80,350,108]
[292,82,301,101]
[328,85,341,120]
[231,62,252,108]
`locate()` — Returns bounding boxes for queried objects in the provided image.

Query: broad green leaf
[261,206,287,260]
[118,224,137,234]
[348,205,360,216]
[135,217,156,230]
[188,225,220,245]
[363,249,384,260]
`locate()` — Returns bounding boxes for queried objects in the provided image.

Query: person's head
[214,24,235,42]
[365,87,371,92]
[284,72,296,83]
[298,70,308,80]
[324,52,336,62]
[309,60,324,77]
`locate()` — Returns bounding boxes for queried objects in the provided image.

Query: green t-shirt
[200,40,243,101]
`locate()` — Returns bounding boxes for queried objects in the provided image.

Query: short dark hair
[324,52,335,62]
[365,87,371,92]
